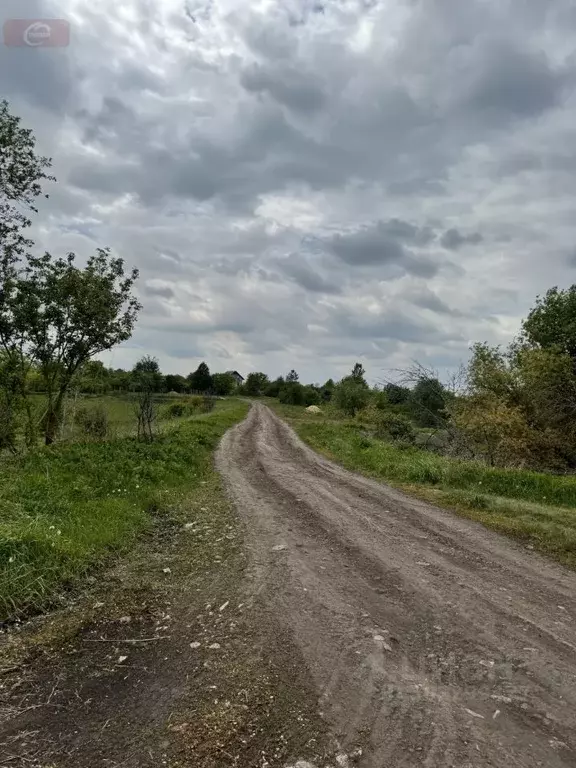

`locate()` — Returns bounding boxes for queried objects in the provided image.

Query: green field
[0,398,249,622]
[270,402,576,568]
[23,392,213,443]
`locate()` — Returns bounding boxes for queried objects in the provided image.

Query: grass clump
[0,399,248,622]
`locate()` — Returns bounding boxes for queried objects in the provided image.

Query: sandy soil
[216,403,576,768]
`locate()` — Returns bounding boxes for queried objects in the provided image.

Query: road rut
[216,403,576,768]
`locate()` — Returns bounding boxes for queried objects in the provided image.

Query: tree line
[72,358,241,397]
[244,285,576,472]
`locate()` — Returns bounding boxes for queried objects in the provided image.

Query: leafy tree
[450,341,576,468]
[320,378,335,402]
[164,373,187,393]
[334,376,370,416]
[303,385,321,406]
[279,381,305,405]
[188,362,212,392]
[467,343,520,401]
[382,383,410,405]
[0,99,54,273]
[212,372,236,396]
[452,392,532,467]
[244,372,269,396]
[77,360,110,394]
[522,285,576,361]
[109,367,131,392]
[351,362,368,386]
[286,369,299,383]
[264,376,285,398]
[409,377,447,427]
[0,100,54,446]
[132,355,163,392]
[3,249,140,443]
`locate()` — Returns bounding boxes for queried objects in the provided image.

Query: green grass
[271,402,576,567]
[0,398,249,621]
[25,392,212,442]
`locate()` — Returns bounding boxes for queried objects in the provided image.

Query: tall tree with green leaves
[334,376,370,416]
[0,100,55,447]
[188,362,212,392]
[244,372,269,396]
[286,369,299,383]
[164,373,187,393]
[132,355,163,392]
[351,362,368,386]
[6,249,140,443]
[522,285,576,361]
[0,99,54,272]
[211,372,236,396]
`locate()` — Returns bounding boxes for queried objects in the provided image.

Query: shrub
[279,382,306,405]
[374,390,389,410]
[190,395,204,410]
[165,402,187,418]
[75,405,108,439]
[375,412,415,444]
[334,377,370,416]
[303,385,321,406]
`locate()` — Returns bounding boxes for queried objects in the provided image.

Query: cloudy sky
[2,0,576,384]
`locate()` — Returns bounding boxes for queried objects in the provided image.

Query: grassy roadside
[270,402,576,568]
[0,398,333,768]
[0,399,249,622]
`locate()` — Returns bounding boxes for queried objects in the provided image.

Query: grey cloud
[278,256,342,294]
[327,221,438,277]
[331,230,408,266]
[440,229,483,251]
[463,44,569,121]
[408,288,465,317]
[334,309,464,345]
[144,283,175,299]
[241,64,325,113]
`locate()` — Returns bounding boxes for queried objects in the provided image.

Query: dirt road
[217,403,576,768]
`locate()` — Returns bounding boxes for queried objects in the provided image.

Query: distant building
[228,370,244,386]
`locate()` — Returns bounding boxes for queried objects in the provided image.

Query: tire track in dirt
[216,403,576,768]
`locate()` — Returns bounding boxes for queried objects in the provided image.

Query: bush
[355,404,380,425]
[75,405,108,439]
[374,412,415,444]
[279,382,306,405]
[303,385,321,406]
[164,402,187,418]
[190,395,204,410]
[374,391,389,410]
[334,377,370,416]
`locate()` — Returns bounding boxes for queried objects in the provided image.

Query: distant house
[228,370,244,386]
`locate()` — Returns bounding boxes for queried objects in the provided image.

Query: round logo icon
[23,21,52,46]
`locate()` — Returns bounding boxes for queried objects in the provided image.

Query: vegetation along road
[218,403,576,768]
